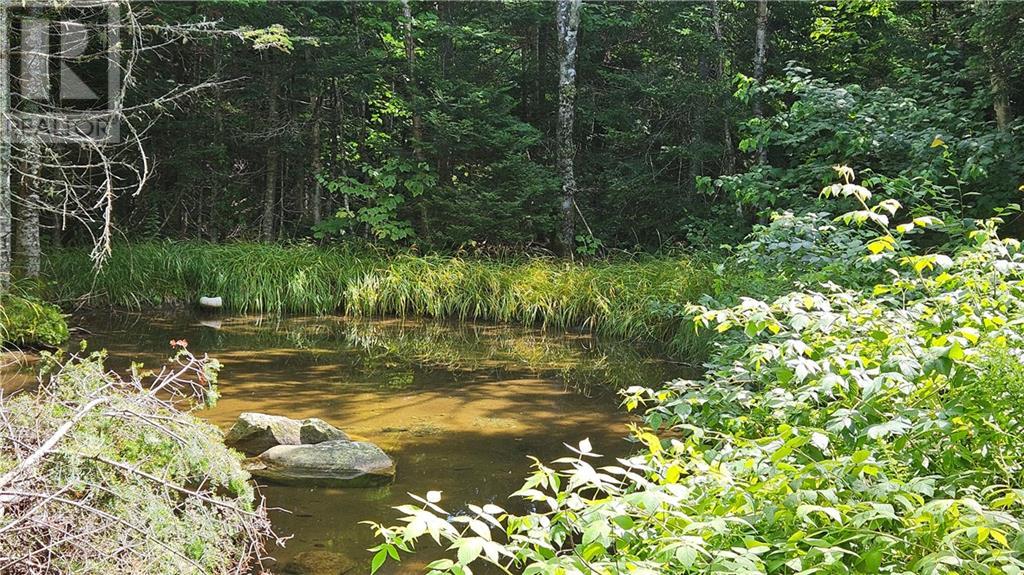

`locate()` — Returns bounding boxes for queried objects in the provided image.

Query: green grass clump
[44,242,720,356]
[0,292,70,347]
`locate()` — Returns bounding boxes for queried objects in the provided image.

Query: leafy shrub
[367,170,1024,574]
[0,293,69,347]
[723,65,1024,218]
[729,210,876,285]
[0,347,277,574]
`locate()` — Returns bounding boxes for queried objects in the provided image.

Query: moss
[0,352,272,575]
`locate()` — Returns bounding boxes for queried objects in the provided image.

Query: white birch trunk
[991,70,1012,130]
[556,0,581,255]
[0,4,12,290]
[752,0,769,164]
[17,13,45,278]
[17,146,40,278]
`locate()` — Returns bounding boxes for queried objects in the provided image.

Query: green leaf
[675,546,698,568]
[858,547,883,573]
[457,538,483,565]
[370,549,388,574]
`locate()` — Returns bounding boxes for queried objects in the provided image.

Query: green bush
[724,65,1024,218]
[0,293,69,347]
[367,170,1024,574]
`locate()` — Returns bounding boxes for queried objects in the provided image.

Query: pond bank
[61,311,691,572]
[43,243,737,358]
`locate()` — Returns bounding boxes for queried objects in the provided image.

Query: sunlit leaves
[369,194,1024,575]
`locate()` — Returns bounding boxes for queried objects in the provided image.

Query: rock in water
[198,296,223,309]
[224,412,349,457]
[281,550,358,575]
[251,440,396,487]
[300,418,350,444]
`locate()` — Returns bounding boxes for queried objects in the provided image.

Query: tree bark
[400,0,429,238]
[752,0,769,164]
[710,0,735,175]
[18,14,47,278]
[310,97,322,226]
[991,69,1012,130]
[261,75,280,242]
[330,78,350,223]
[401,0,424,154]
[556,0,581,256]
[436,1,453,186]
[17,146,41,278]
[0,4,12,290]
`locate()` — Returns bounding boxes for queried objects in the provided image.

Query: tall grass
[45,242,720,356]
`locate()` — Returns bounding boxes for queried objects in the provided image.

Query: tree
[16,11,46,278]
[261,69,280,243]
[710,0,734,176]
[752,0,769,164]
[556,0,581,255]
[0,3,11,290]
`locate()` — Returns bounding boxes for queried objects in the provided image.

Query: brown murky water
[3,312,687,574]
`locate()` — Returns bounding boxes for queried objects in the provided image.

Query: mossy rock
[281,550,358,575]
[248,440,395,488]
[224,412,350,457]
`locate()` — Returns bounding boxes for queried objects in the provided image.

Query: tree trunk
[0,4,12,290]
[556,0,581,256]
[401,0,430,238]
[261,75,280,242]
[401,0,424,153]
[310,99,322,226]
[52,211,62,248]
[752,0,769,164]
[991,70,1012,130]
[437,1,453,186]
[17,13,47,278]
[331,78,350,223]
[710,0,735,175]
[17,145,41,278]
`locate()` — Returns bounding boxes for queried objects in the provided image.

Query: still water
[8,312,686,573]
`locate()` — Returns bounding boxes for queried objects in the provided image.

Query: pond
[5,312,690,574]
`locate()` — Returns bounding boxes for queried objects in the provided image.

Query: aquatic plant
[44,244,718,356]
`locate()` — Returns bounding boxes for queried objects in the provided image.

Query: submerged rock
[249,440,396,488]
[224,412,349,456]
[281,550,358,575]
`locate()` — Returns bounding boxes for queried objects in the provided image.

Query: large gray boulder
[249,440,396,488]
[224,412,349,457]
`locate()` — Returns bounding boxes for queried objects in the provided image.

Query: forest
[1,1,1024,574]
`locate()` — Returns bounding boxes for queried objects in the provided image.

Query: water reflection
[14,312,688,573]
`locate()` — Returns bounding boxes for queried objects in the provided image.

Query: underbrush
[367,170,1024,574]
[45,244,723,357]
[0,292,69,347]
[0,347,276,574]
